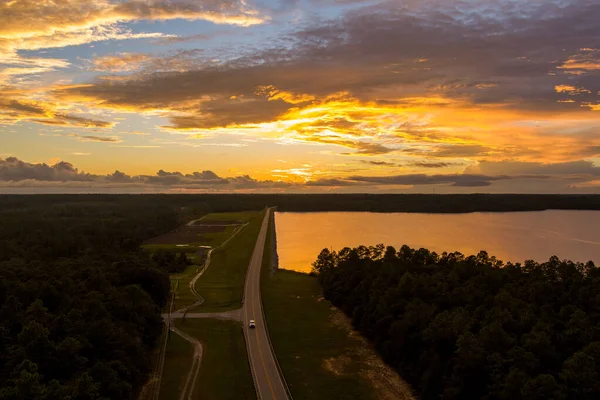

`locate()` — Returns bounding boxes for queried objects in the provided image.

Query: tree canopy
[0,198,179,399]
[314,245,600,400]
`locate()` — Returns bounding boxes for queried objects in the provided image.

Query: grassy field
[195,225,237,247]
[143,211,256,254]
[158,330,194,400]
[142,244,207,256]
[193,210,264,312]
[199,211,256,222]
[154,211,261,311]
[168,264,204,311]
[261,211,414,400]
[162,319,255,400]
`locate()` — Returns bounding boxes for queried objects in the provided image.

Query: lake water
[275,211,600,272]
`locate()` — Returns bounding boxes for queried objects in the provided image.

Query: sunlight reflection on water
[275,210,600,272]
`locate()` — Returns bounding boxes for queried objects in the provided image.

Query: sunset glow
[1,0,599,193]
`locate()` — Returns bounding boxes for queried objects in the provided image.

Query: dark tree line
[1,194,599,216]
[313,245,600,400]
[0,199,181,399]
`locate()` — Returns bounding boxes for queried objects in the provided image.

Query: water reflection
[275,210,600,272]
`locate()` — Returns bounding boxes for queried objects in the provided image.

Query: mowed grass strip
[158,211,259,311]
[262,271,374,399]
[194,210,264,312]
[196,225,237,247]
[174,319,255,400]
[169,264,204,311]
[262,212,410,400]
[199,211,256,222]
[158,330,194,400]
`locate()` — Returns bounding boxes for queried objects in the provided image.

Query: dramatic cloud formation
[0,157,95,181]
[0,0,266,88]
[1,157,599,193]
[0,97,112,127]
[1,0,600,193]
[49,0,600,162]
[0,157,288,190]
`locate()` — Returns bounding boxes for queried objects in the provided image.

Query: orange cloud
[558,49,600,74]
[554,85,591,95]
[255,85,316,104]
[0,98,112,127]
[0,0,265,41]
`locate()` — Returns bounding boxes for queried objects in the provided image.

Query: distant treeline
[313,245,600,400]
[0,199,186,399]
[1,193,599,214]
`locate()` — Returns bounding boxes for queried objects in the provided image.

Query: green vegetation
[142,244,204,253]
[314,245,600,400]
[194,225,237,247]
[151,211,259,312]
[169,264,203,311]
[262,270,375,399]
[0,200,178,399]
[261,212,409,399]
[170,319,255,400]
[1,194,599,219]
[193,211,264,312]
[200,211,257,222]
[158,331,193,399]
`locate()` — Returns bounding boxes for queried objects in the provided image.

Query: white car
[249,320,256,328]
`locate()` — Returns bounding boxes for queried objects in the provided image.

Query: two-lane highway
[243,209,289,400]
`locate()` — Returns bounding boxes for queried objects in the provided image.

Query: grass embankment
[158,319,254,400]
[200,211,256,222]
[193,210,264,312]
[158,211,259,311]
[169,264,203,311]
[158,331,193,399]
[261,212,414,400]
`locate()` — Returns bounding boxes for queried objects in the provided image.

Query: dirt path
[176,222,249,313]
[155,220,250,400]
[170,326,203,400]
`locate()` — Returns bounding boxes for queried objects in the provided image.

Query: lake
[274,210,600,272]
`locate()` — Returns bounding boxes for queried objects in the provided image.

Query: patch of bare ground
[328,306,415,400]
[323,355,353,376]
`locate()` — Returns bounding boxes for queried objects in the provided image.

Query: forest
[0,193,599,215]
[0,198,194,399]
[1,194,599,398]
[313,245,600,400]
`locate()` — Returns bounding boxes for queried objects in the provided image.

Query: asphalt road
[243,210,290,400]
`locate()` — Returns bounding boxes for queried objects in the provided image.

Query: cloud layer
[48,0,600,161]
[1,157,599,193]
[1,0,600,193]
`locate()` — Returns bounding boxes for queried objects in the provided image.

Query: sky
[0,0,599,193]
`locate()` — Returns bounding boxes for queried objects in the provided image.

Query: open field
[158,319,254,400]
[143,224,237,250]
[158,330,194,400]
[148,211,259,311]
[261,214,414,400]
[199,211,257,222]
[143,211,258,256]
[168,264,205,311]
[193,210,264,312]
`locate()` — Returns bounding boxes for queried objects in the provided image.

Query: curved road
[243,210,290,400]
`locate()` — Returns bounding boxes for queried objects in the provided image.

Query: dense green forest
[313,245,600,400]
[0,199,196,399]
[1,195,598,398]
[0,193,599,214]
